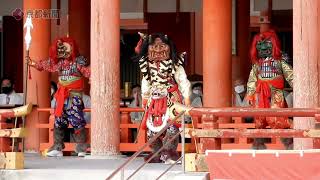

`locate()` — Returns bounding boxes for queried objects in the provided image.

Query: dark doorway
[2,15,23,92]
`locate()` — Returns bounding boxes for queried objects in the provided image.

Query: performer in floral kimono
[246,30,293,149]
[135,33,191,164]
[27,37,90,157]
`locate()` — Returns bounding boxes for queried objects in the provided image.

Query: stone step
[0,153,209,180]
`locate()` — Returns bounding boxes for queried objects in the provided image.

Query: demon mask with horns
[135,32,191,163]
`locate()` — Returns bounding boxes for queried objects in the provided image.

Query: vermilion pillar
[91,0,120,155]
[260,0,272,33]
[24,0,51,151]
[260,10,271,33]
[236,0,250,80]
[203,0,232,107]
[69,0,90,94]
[293,0,319,149]
[203,0,232,150]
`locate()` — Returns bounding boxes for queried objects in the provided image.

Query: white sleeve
[174,66,191,99]
[141,76,151,99]
[51,99,56,108]
[16,94,24,105]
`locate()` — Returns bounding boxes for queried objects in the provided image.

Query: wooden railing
[189,107,320,117]
[25,107,320,154]
[188,107,320,151]
[36,108,197,153]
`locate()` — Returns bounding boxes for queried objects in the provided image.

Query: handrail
[106,111,185,180]
[156,156,183,180]
[36,107,144,113]
[37,107,320,118]
[127,130,182,180]
[185,128,320,138]
[189,107,320,118]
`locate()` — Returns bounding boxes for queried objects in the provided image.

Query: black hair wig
[137,33,180,65]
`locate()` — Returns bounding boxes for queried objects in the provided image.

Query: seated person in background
[233,79,249,107]
[128,85,143,123]
[233,79,253,123]
[0,77,23,105]
[185,82,203,123]
[190,82,203,107]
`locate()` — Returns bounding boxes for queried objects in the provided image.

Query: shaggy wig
[136,33,180,65]
[49,37,79,64]
[250,30,282,63]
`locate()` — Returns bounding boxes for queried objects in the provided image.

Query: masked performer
[246,30,293,149]
[135,33,191,164]
[27,37,90,157]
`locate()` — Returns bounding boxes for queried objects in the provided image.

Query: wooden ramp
[205,149,320,180]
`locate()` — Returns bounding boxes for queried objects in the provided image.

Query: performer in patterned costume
[135,33,191,164]
[27,37,90,157]
[246,30,293,149]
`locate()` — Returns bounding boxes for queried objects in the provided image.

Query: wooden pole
[91,0,120,155]
[293,0,320,149]
[236,0,250,80]
[23,0,51,152]
[69,0,91,94]
[203,0,232,108]
[203,0,232,149]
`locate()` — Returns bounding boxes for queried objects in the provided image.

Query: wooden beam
[176,0,180,23]
[0,128,27,138]
[143,0,148,23]
[185,128,320,138]
[189,107,320,119]
[185,153,208,172]
[0,152,24,169]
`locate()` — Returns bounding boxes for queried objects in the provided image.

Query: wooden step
[0,152,24,169]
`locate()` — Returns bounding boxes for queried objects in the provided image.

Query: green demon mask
[256,39,272,59]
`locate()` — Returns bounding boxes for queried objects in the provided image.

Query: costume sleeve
[281,60,293,87]
[78,66,90,78]
[76,56,91,78]
[34,58,60,72]
[141,76,151,99]
[246,64,258,96]
[139,56,149,80]
[174,65,191,99]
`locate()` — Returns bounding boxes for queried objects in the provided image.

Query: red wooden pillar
[260,0,272,32]
[69,0,91,94]
[24,0,51,151]
[203,0,232,150]
[236,0,250,80]
[91,0,120,155]
[293,0,319,149]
